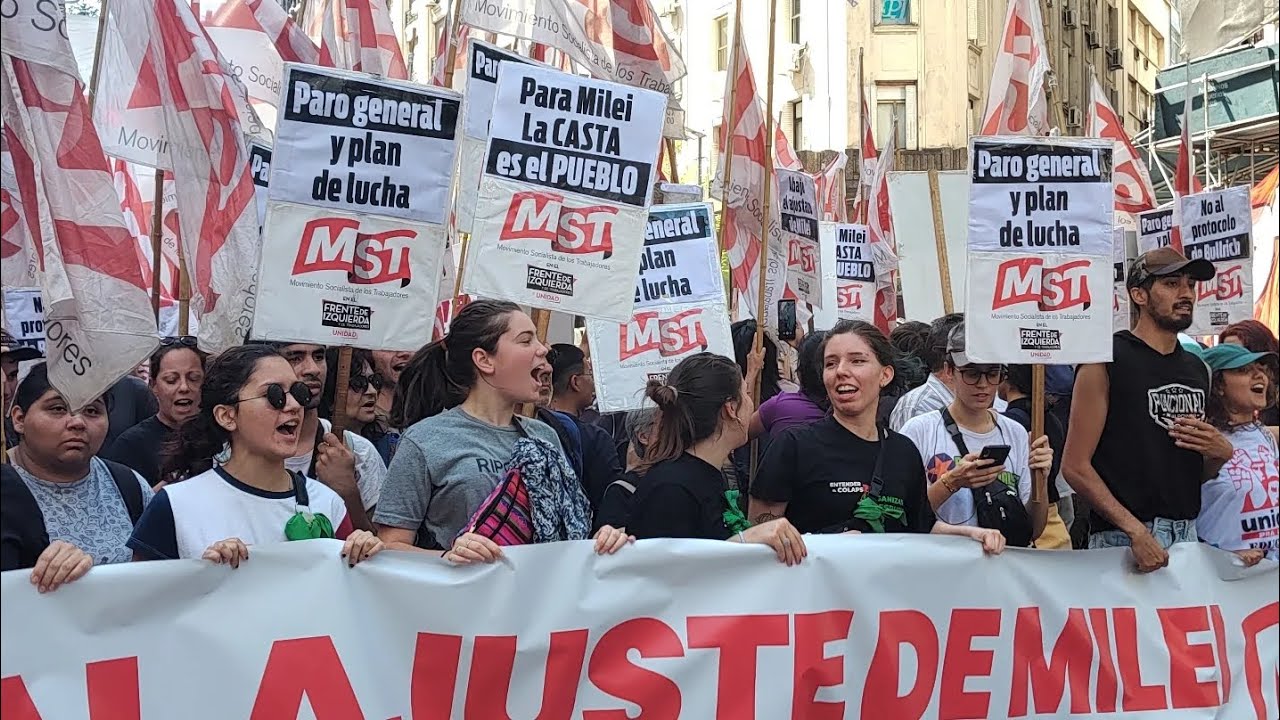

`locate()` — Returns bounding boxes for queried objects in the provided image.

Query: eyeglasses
[348,373,385,393]
[160,336,198,348]
[957,366,1008,386]
[233,382,312,410]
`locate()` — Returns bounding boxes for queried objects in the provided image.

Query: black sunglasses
[233,381,312,410]
[348,373,385,393]
[160,336,198,348]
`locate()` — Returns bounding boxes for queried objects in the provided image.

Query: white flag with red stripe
[854,84,877,222]
[866,122,899,333]
[980,0,1050,136]
[1087,74,1156,217]
[0,131,43,288]
[429,15,472,88]
[112,159,178,306]
[1,9,157,408]
[308,0,409,80]
[815,153,848,222]
[120,0,262,354]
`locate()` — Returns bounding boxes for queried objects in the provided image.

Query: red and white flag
[428,15,471,88]
[119,0,263,354]
[309,0,408,80]
[1087,74,1157,217]
[854,84,877,222]
[866,121,900,333]
[1,10,157,408]
[112,159,179,306]
[980,0,1050,136]
[815,152,848,222]
[0,131,43,288]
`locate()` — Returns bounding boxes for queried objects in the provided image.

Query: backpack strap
[101,459,145,526]
[938,407,971,457]
[608,478,637,494]
[866,424,889,498]
[291,470,310,509]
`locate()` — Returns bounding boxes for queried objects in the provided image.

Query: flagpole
[665,138,679,183]
[149,171,164,323]
[177,245,190,336]
[86,0,111,107]
[752,0,779,402]
[442,0,464,88]
[718,0,745,310]
[858,46,868,224]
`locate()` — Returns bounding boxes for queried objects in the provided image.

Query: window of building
[789,0,801,44]
[789,100,804,149]
[878,0,911,26]
[875,83,917,150]
[1169,7,1183,63]
[714,15,729,71]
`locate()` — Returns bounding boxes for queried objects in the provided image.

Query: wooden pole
[177,243,191,336]
[858,46,868,225]
[330,347,353,442]
[926,168,953,315]
[149,170,165,323]
[86,0,111,108]
[522,308,553,417]
[665,137,680,184]
[441,0,465,88]
[716,0,746,262]
[452,232,470,302]
[751,0,780,403]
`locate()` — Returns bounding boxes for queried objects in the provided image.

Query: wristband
[941,476,957,493]
[738,531,746,543]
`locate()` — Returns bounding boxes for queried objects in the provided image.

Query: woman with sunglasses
[320,348,396,467]
[105,337,206,487]
[129,345,383,567]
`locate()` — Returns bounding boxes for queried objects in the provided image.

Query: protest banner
[2,539,1276,720]
[2,288,44,352]
[965,137,1115,364]
[456,40,536,234]
[464,63,666,323]
[830,223,876,323]
[887,170,969,322]
[778,168,823,308]
[1113,227,1130,332]
[252,64,460,349]
[248,142,272,227]
[586,203,732,411]
[458,0,687,138]
[1181,187,1254,336]
[1137,206,1175,254]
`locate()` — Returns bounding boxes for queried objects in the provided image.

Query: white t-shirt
[128,467,352,560]
[900,409,1032,527]
[286,418,386,510]
[1198,422,1279,561]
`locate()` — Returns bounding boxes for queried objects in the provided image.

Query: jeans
[1088,518,1198,549]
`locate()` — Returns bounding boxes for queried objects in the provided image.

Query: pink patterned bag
[459,465,534,546]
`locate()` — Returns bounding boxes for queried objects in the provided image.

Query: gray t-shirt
[14,457,154,565]
[373,407,564,549]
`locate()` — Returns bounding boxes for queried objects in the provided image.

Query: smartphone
[978,444,1012,466]
[777,299,798,341]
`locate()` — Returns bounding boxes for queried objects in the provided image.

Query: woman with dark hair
[750,321,1007,553]
[625,353,808,565]
[129,345,382,567]
[731,320,784,403]
[374,299,629,562]
[748,330,828,439]
[880,321,931,426]
[104,337,207,486]
[1220,319,1280,429]
[1195,343,1278,565]
[319,347,396,466]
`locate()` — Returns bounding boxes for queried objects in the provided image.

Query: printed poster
[249,142,272,228]
[831,223,876,323]
[965,137,1115,364]
[1112,227,1130,332]
[2,288,44,352]
[1181,187,1253,336]
[778,168,823,308]
[464,63,666,323]
[1137,206,1175,254]
[587,203,731,412]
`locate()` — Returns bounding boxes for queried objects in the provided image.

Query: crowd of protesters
[2,247,1276,592]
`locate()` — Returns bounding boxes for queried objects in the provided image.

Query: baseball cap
[1126,247,1215,289]
[945,322,973,367]
[1201,343,1278,372]
[0,329,42,363]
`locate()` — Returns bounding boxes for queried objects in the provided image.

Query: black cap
[1126,247,1215,289]
[0,329,42,363]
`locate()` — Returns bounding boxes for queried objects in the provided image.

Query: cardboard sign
[249,142,272,228]
[1136,206,1175,254]
[2,288,44,352]
[464,64,666,322]
[965,137,1115,364]
[633,203,721,309]
[831,223,876,323]
[778,168,823,308]
[1181,187,1253,335]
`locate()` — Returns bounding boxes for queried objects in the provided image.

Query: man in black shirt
[1063,248,1234,572]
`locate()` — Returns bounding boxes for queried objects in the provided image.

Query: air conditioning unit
[1062,8,1078,28]
[1106,47,1123,70]
[1085,29,1101,49]
[1065,105,1083,128]
[789,43,808,73]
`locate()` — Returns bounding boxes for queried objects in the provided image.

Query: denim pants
[1088,517,1198,549]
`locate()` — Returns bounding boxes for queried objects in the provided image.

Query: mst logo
[292,218,414,287]
[837,285,864,310]
[501,190,619,258]
[1198,264,1244,302]
[620,309,708,361]
[1147,383,1205,430]
[992,257,1092,311]
[787,239,816,273]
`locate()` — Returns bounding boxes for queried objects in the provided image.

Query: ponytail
[639,352,743,472]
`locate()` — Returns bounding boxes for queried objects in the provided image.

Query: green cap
[1201,343,1277,371]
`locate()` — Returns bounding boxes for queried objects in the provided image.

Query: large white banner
[587,203,731,411]
[1181,187,1254,336]
[887,171,969,322]
[966,137,1115,364]
[832,223,876,323]
[464,63,665,322]
[778,168,823,308]
[2,539,1277,719]
[1137,206,1175,254]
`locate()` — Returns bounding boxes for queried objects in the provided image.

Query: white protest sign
[887,171,970,322]
[1137,206,1175,254]
[269,64,460,224]
[3,288,44,352]
[831,223,876,322]
[965,137,1115,364]
[1112,227,1130,332]
[1181,187,1254,336]
[464,64,666,322]
[634,203,721,309]
[248,141,272,228]
[778,168,823,308]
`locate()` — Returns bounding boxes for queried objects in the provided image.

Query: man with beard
[1063,248,1233,572]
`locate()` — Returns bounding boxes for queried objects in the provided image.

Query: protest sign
[2,288,44,351]
[1137,206,1175,254]
[248,142,272,227]
[831,223,876,322]
[3,539,1276,720]
[464,64,666,322]
[587,203,730,411]
[1181,187,1254,335]
[965,137,1115,364]
[778,168,823,308]
[1112,227,1130,332]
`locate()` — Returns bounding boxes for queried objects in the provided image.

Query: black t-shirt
[1,464,49,571]
[627,454,732,541]
[104,376,159,452]
[102,415,173,487]
[1091,331,1209,530]
[752,416,936,535]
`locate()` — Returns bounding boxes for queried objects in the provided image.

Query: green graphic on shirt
[998,471,1020,491]
[853,494,906,533]
[722,490,751,534]
[284,511,335,541]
